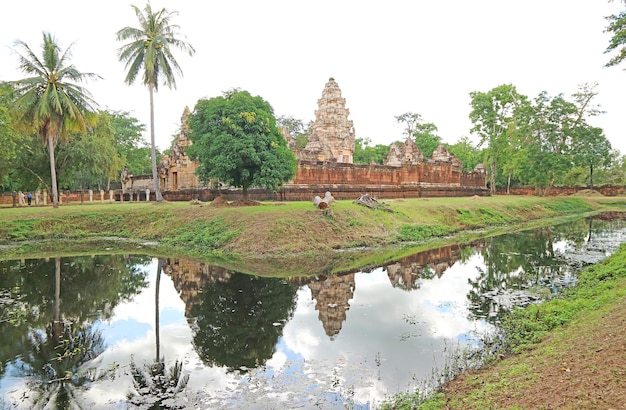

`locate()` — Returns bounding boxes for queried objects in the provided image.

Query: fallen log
[353,193,391,211]
[313,191,335,209]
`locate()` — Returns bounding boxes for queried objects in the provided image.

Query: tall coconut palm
[10,32,100,208]
[116,2,195,202]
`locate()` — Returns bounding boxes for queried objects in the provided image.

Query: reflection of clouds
[283,287,321,360]
[110,259,186,326]
[78,267,239,408]
[273,257,495,406]
[266,350,287,371]
[416,254,492,339]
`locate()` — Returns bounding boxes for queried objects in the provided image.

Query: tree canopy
[395,112,442,157]
[187,90,297,198]
[605,2,626,67]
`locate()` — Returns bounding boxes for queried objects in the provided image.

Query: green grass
[397,224,451,242]
[163,217,241,255]
[540,197,593,213]
[0,196,612,275]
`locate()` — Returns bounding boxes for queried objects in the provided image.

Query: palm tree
[116,2,195,202]
[9,32,100,208]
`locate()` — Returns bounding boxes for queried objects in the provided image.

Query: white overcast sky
[1,0,625,155]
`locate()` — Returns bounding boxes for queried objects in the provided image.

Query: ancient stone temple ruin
[292,77,356,163]
[157,106,200,191]
[121,77,487,201]
[121,107,199,197]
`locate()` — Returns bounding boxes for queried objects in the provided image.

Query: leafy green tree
[394,112,422,139]
[117,2,195,201]
[187,90,298,199]
[469,84,526,195]
[276,115,306,138]
[394,112,441,157]
[605,2,626,67]
[571,126,612,191]
[517,84,607,194]
[601,151,626,185]
[353,137,390,164]
[413,122,441,158]
[2,133,51,192]
[8,32,100,207]
[56,111,122,190]
[519,92,577,193]
[276,115,311,149]
[445,137,483,172]
[109,110,152,175]
[0,83,22,189]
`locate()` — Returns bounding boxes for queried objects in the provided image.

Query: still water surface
[1,216,625,409]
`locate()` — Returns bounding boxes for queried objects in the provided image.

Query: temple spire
[301,78,356,163]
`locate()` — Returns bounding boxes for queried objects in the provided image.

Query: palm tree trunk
[47,133,59,208]
[589,164,594,191]
[155,258,162,362]
[149,84,164,202]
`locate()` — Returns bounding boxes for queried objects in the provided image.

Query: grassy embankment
[0,195,623,276]
[381,239,626,410]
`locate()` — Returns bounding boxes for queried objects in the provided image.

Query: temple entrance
[172,171,178,191]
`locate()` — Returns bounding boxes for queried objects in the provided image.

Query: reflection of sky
[0,255,496,409]
[274,253,494,407]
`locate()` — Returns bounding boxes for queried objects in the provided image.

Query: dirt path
[440,295,626,409]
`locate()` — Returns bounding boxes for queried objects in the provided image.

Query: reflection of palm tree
[127,259,189,408]
[0,255,152,407]
[19,258,107,408]
[22,323,107,408]
[127,358,189,409]
[155,258,162,362]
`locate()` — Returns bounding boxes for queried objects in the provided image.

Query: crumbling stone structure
[122,77,487,200]
[293,77,356,163]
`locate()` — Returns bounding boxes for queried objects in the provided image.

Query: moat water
[1,214,625,409]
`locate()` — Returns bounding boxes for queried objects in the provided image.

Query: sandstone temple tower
[299,78,356,163]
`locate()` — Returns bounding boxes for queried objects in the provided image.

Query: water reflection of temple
[163,240,483,338]
[383,240,484,290]
[162,258,232,321]
[308,274,355,339]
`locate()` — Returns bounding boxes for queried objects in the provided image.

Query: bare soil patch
[572,189,605,197]
[441,297,626,409]
[208,195,230,207]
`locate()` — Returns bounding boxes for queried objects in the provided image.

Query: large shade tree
[187,89,298,200]
[8,32,99,207]
[469,84,526,194]
[116,2,195,201]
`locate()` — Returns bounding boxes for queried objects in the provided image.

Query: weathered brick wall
[293,160,473,187]
[461,172,487,187]
[293,161,401,185]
